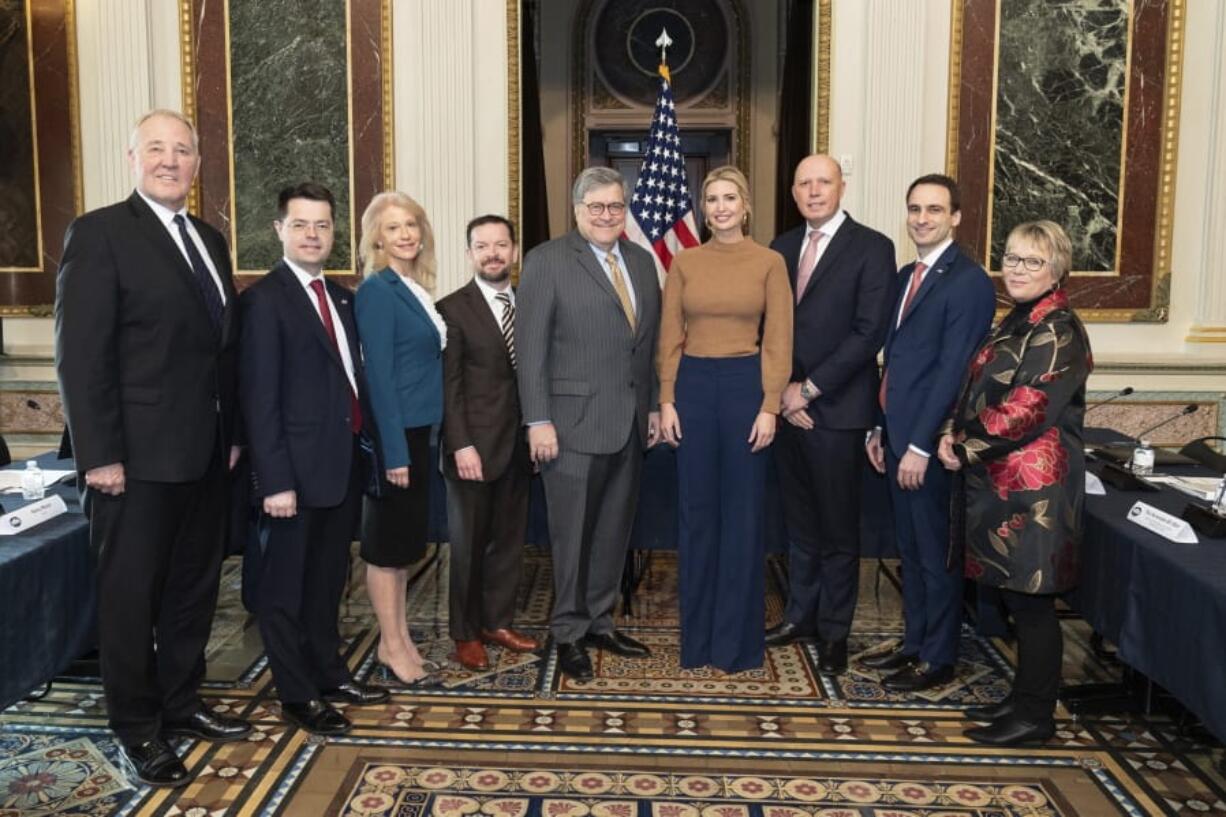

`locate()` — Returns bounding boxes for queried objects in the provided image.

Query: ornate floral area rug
[2,551,1223,816]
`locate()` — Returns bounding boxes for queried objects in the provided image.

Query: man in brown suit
[438,215,539,671]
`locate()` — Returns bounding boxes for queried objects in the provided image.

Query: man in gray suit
[516,166,661,681]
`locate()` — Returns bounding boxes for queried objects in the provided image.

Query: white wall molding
[1185,0,1226,350]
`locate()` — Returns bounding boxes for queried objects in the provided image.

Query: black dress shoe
[280,700,353,735]
[818,639,848,674]
[964,697,1015,723]
[163,709,253,742]
[881,662,956,692]
[121,738,191,788]
[964,716,1055,746]
[859,646,918,672]
[322,681,390,706]
[583,630,650,658]
[556,642,594,681]
[765,621,816,647]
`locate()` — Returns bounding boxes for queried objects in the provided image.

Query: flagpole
[623,28,701,283]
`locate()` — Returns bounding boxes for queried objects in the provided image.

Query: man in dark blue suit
[863,174,996,692]
[240,183,388,736]
[767,155,898,674]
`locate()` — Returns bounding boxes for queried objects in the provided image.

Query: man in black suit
[240,183,388,737]
[437,215,539,672]
[55,109,251,787]
[767,154,899,674]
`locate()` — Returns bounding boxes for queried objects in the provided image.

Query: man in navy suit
[863,174,996,692]
[240,183,388,736]
[767,155,898,674]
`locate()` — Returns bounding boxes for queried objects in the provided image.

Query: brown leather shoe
[454,640,490,671]
[481,628,541,653]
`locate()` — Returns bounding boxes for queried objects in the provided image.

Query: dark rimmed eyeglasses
[581,201,626,216]
[1001,253,1047,272]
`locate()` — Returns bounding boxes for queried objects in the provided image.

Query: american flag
[624,63,700,283]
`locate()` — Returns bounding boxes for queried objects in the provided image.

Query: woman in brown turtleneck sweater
[657,166,793,672]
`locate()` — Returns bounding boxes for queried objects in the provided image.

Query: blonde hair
[701,165,752,234]
[358,191,438,292]
[1005,220,1073,285]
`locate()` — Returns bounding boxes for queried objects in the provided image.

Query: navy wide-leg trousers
[674,354,768,672]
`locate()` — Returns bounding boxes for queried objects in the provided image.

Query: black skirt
[360,426,432,567]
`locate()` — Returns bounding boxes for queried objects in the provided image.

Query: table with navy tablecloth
[0,454,94,710]
[1069,435,1226,743]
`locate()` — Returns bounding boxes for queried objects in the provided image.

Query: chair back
[1179,436,1226,473]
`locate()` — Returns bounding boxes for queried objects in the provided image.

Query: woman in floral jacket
[937,220,1092,747]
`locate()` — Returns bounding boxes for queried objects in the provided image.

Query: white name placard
[0,495,69,536]
[1126,500,1199,544]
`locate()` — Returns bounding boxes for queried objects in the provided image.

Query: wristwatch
[799,380,817,401]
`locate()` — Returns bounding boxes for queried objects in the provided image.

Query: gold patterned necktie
[605,251,637,330]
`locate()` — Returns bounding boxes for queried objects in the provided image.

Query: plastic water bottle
[20,460,45,500]
[1130,441,1154,477]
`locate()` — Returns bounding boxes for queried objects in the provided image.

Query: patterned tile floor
[2,548,1224,815]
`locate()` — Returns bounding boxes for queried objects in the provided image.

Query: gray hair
[128,109,200,152]
[572,166,625,205]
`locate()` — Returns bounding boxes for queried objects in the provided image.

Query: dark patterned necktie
[172,214,224,333]
[308,279,363,434]
[495,291,517,369]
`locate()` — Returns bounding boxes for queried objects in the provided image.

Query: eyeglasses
[582,201,626,216]
[283,220,333,235]
[1001,253,1047,272]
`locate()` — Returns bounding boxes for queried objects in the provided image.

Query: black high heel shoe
[376,662,444,689]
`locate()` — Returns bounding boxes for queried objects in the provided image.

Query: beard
[477,264,510,284]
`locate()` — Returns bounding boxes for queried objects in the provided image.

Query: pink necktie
[794,229,825,304]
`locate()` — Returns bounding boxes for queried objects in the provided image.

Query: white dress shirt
[284,258,357,395]
[136,190,227,305]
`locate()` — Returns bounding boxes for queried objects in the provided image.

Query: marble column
[828,0,951,261]
[394,0,508,298]
[1186,1,1226,350]
[75,1,154,209]
[74,0,180,211]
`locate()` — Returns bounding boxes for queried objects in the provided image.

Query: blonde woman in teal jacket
[355,191,444,686]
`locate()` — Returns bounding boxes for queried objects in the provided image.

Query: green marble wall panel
[0,0,39,269]
[230,0,351,271]
[991,0,1127,271]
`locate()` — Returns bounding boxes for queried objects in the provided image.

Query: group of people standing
[53,107,1092,789]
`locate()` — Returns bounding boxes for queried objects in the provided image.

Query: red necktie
[878,262,928,411]
[309,279,362,434]
[897,261,928,324]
